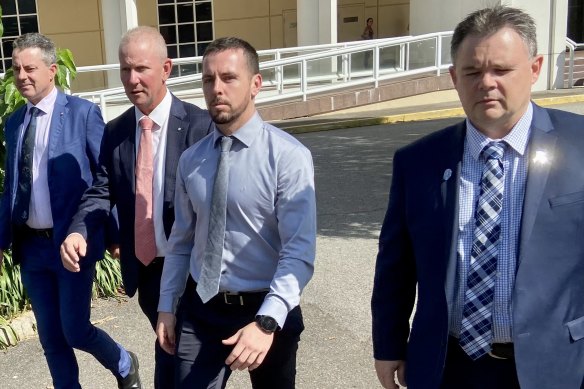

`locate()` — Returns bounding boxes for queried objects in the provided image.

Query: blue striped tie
[460,141,506,360]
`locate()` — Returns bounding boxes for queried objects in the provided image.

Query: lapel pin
[443,168,452,181]
[177,127,182,131]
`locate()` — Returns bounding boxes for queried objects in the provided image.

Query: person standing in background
[362,17,374,68]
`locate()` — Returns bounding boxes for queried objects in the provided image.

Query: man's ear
[250,73,262,99]
[162,58,173,81]
[449,65,457,87]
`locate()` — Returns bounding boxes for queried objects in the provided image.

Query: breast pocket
[549,191,584,208]
[566,315,584,342]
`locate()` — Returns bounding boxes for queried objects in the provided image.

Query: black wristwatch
[255,315,279,333]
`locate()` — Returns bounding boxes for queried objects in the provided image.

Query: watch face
[258,316,278,332]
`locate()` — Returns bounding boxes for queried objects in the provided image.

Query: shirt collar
[134,89,172,129]
[466,102,533,161]
[212,111,262,148]
[27,86,58,115]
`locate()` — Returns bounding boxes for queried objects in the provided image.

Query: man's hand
[108,244,120,259]
[156,312,177,355]
[222,321,274,371]
[374,359,406,389]
[60,233,87,272]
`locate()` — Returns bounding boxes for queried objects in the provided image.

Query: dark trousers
[440,336,520,389]
[175,278,304,389]
[137,258,175,389]
[18,234,129,389]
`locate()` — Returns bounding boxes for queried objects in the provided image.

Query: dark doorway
[568,0,584,43]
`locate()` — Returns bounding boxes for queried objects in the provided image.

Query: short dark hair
[203,37,260,75]
[13,33,57,66]
[450,5,537,64]
[367,18,373,23]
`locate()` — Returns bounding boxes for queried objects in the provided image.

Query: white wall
[409,0,569,91]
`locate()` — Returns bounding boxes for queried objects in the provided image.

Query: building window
[0,0,39,72]
[158,0,213,76]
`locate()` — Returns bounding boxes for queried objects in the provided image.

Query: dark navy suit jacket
[68,95,211,297]
[0,92,106,262]
[372,104,584,389]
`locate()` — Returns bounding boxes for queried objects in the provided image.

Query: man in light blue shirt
[156,37,316,388]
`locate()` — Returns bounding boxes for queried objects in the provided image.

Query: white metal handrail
[72,31,454,121]
[565,38,584,88]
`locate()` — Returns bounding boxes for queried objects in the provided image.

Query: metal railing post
[301,59,308,101]
[436,35,442,75]
[100,94,108,122]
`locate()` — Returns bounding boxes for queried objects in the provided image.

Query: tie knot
[29,106,39,117]
[139,116,155,132]
[482,142,505,161]
[220,136,233,152]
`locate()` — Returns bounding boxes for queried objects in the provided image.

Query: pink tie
[135,116,157,266]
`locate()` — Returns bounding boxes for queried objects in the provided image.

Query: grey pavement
[1,88,584,389]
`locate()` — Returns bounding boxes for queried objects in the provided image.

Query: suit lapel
[441,122,466,251]
[119,110,137,194]
[47,92,68,160]
[164,96,188,201]
[518,105,557,258]
[441,122,465,300]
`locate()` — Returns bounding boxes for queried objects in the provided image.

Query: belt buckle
[488,351,508,360]
[224,292,244,305]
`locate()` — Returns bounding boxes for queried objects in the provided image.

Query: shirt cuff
[157,294,180,314]
[256,294,290,329]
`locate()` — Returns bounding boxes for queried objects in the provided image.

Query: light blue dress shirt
[159,112,316,327]
[449,103,531,343]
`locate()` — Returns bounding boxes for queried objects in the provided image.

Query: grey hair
[13,33,57,66]
[450,5,537,64]
[119,26,168,60]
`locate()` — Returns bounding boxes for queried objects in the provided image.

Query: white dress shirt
[19,86,58,229]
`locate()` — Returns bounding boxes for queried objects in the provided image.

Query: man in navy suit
[0,33,141,389]
[61,27,211,388]
[372,6,584,389]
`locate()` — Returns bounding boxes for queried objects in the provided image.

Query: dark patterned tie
[13,107,39,224]
[460,141,506,360]
[197,136,233,303]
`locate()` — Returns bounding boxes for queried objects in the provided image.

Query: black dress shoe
[117,351,142,389]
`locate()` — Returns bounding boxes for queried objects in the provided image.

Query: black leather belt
[212,290,268,306]
[488,343,514,360]
[17,225,53,239]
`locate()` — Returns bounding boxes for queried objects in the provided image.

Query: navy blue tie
[460,141,506,360]
[13,107,39,225]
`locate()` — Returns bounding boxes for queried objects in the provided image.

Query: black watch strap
[255,315,279,333]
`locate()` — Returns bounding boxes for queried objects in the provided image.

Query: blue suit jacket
[0,92,106,262]
[372,104,584,389]
[68,95,212,297]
